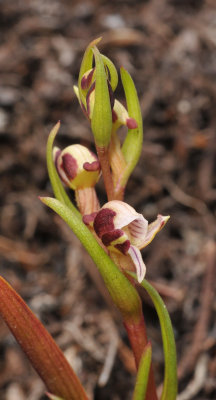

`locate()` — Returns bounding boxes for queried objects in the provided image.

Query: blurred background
[0,0,216,399]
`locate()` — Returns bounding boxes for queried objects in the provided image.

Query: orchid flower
[53,144,101,215]
[84,200,169,283]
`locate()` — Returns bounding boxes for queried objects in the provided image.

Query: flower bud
[53,144,101,190]
[112,99,138,130]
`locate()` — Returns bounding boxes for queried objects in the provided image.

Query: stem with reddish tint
[124,315,158,400]
[96,145,114,201]
[75,187,100,215]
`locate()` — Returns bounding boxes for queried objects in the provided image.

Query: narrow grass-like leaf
[120,67,143,186]
[128,273,178,400]
[132,343,152,400]
[40,197,142,322]
[0,277,88,400]
[91,46,112,148]
[46,122,81,218]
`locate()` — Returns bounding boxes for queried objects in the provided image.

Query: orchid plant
[0,38,177,400]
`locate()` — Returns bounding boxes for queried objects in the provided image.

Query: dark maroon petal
[62,154,78,181]
[83,160,100,172]
[93,208,116,238]
[115,240,130,255]
[108,81,115,109]
[81,68,95,90]
[112,109,118,123]
[86,82,95,116]
[105,65,111,82]
[126,118,138,129]
[101,229,124,246]
[82,212,98,226]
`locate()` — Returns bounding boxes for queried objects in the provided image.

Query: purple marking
[82,212,98,226]
[130,246,141,276]
[94,208,116,238]
[81,68,95,90]
[62,153,78,181]
[86,82,95,116]
[115,240,130,255]
[83,160,100,172]
[101,229,124,246]
[108,81,115,109]
[126,118,138,129]
[112,109,118,123]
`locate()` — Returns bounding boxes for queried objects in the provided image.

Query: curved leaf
[128,273,178,400]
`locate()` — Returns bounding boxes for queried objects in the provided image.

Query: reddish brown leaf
[0,277,88,400]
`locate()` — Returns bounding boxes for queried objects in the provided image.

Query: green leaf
[132,343,152,400]
[101,54,118,91]
[91,46,112,148]
[128,274,178,400]
[40,197,143,322]
[78,37,101,107]
[120,67,143,187]
[0,277,88,400]
[46,122,81,219]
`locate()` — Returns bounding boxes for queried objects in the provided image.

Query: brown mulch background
[0,0,216,399]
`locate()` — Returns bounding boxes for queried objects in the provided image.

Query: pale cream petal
[102,200,146,231]
[128,245,146,283]
[139,215,170,250]
[73,85,81,104]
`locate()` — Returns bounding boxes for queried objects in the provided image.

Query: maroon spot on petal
[126,118,138,129]
[83,160,100,172]
[112,109,118,123]
[62,154,78,181]
[115,240,130,255]
[101,229,124,246]
[86,82,95,116]
[82,212,98,226]
[93,208,116,238]
[81,68,95,90]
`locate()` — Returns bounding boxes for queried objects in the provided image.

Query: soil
[0,0,216,399]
